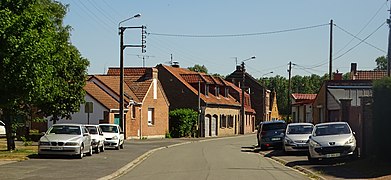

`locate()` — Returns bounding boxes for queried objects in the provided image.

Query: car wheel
[120,141,124,149]
[87,145,93,156]
[77,146,84,159]
[100,145,105,152]
[94,146,100,154]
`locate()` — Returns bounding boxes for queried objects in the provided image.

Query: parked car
[283,123,314,152]
[38,124,93,159]
[0,121,6,138]
[85,125,105,153]
[99,124,124,150]
[257,120,287,150]
[308,122,356,162]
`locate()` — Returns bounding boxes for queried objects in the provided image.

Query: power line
[335,24,386,53]
[148,23,329,38]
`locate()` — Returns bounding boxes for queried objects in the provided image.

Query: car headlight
[345,137,355,145]
[65,142,79,146]
[39,141,50,145]
[309,140,321,147]
[284,137,294,144]
[112,136,118,140]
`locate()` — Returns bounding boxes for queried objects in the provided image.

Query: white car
[85,125,105,153]
[308,122,356,162]
[99,124,124,150]
[0,121,5,138]
[283,123,314,152]
[38,124,93,159]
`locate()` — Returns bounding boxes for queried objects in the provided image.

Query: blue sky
[59,0,389,78]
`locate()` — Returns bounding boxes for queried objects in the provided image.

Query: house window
[225,88,229,98]
[215,86,220,97]
[220,115,227,128]
[148,108,154,126]
[228,115,233,128]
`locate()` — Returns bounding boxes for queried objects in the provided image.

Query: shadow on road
[262,149,391,179]
[240,146,260,153]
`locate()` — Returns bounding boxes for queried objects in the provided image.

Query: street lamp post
[118,13,142,138]
[240,56,256,134]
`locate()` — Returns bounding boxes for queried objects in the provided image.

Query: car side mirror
[83,133,89,136]
[309,135,312,139]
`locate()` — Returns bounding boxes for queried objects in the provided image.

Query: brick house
[226,66,271,124]
[157,64,255,136]
[51,67,169,139]
[291,93,316,123]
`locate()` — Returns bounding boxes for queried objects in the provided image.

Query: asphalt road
[0,138,194,180]
[117,135,309,180]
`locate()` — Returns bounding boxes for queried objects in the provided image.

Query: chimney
[236,65,242,71]
[172,61,180,68]
[145,68,158,80]
[350,63,357,80]
[333,71,343,80]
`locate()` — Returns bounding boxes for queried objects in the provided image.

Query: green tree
[188,64,208,74]
[373,77,391,160]
[0,0,89,150]
[169,108,198,138]
[375,56,387,70]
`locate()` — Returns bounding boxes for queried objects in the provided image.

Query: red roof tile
[291,93,317,100]
[84,82,120,110]
[352,70,387,80]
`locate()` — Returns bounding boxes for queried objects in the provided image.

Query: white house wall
[47,95,109,127]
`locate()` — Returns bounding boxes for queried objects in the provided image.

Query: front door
[211,116,217,136]
[114,114,120,125]
[204,116,210,137]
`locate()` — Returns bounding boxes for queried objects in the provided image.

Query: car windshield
[100,125,118,133]
[48,125,81,135]
[86,126,98,134]
[314,124,351,136]
[287,125,313,134]
[262,123,286,131]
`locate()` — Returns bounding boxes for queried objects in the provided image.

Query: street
[117,135,309,180]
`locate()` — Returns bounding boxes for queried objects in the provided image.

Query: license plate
[51,147,63,150]
[271,138,280,141]
[326,153,340,158]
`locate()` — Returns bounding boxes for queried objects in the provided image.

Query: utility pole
[287,61,293,120]
[387,2,391,76]
[241,62,245,134]
[329,19,333,80]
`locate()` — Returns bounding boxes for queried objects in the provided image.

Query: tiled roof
[225,81,255,113]
[92,75,139,103]
[181,74,201,84]
[352,70,387,80]
[84,82,120,110]
[160,65,241,107]
[107,67,147,76]
[291,93,317,100]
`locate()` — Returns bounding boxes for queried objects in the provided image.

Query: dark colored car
[257,120,287,150]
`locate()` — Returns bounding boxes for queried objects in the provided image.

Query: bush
[373,77,391,160]
[169,108,198,138]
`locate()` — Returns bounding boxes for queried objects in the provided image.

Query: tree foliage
[373,77,391,159]
[374,56,387,71]
[169,108,198,138]
[188,64,208,74]
[0,0,89,150]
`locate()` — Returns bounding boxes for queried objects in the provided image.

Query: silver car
[85,125,105,153]
[283,123,314,152]
[308,122,356,162]
[38,124,93,159]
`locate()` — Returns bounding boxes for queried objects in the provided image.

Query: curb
[259,151,326,180]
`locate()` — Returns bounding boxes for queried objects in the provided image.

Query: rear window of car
[262,122,286,131]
